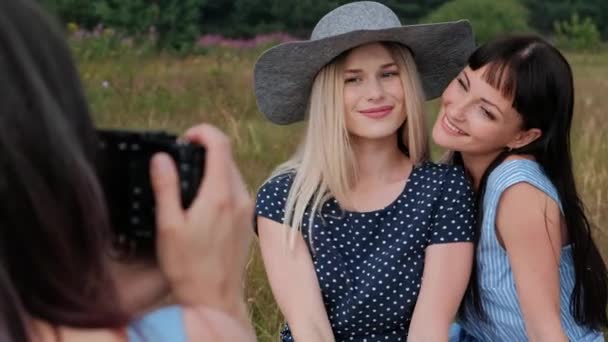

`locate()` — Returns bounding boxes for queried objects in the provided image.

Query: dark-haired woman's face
[432,66,538,156]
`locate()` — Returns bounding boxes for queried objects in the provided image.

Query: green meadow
[77,47,608,341]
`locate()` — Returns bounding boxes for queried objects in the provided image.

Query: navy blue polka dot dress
[256,162,476,341]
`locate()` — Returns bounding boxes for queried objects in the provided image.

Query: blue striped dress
[453,159,604,342]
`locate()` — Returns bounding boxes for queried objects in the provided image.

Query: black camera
[96,129,205,255]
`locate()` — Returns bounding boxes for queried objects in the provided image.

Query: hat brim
[254,20,475,125]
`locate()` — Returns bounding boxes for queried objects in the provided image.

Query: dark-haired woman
[0,0,255,341]
[433,35,607,341]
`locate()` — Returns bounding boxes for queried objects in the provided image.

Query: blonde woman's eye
[345,77,361,84]
[382,71,399,78]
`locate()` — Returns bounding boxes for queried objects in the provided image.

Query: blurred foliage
[94,0,204,51]
[40,0,606,51]
[554,14,602,52]
[68,28,158,62]
[423,0,531,44]
[40,0,450,39]
[40,0,99,28]
[199,0,449,38]
[41,0,204,51]
[525,0,608,40]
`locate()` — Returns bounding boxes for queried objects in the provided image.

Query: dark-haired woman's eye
[457,77,467,91]
[481,108,495,120]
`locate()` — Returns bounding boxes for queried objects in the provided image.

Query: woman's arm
[258,217,335,342]
[407,242,473,342]
[408,165,476,341]
[496,182,568,342]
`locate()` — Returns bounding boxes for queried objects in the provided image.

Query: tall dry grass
[77,47,608,341]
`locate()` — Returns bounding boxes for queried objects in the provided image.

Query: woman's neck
[460,152,501,191]
[350,134,410,186]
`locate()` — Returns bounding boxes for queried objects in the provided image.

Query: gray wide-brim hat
[254,1,475,125]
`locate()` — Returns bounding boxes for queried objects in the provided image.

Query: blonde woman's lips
[359,105,394,119]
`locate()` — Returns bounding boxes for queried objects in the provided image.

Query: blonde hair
[270,42,429,246]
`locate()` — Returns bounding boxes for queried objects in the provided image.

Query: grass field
[76,46,608,341]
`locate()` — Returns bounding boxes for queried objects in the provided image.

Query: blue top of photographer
[255,162,476,341]
[128,306,187,342]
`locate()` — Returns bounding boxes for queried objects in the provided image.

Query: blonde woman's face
[342,43,406,140]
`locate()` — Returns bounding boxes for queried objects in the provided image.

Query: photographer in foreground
[0,0,255,341]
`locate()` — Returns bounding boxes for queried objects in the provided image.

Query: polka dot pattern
[256,162,476,341]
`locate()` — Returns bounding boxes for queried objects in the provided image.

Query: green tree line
[39,0,607,51]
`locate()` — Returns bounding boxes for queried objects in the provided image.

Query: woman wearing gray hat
[254,2,476,341]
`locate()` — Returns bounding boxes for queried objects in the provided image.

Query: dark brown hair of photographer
[0,0,130,340]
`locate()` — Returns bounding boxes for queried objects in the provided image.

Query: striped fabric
[457,159,604,341]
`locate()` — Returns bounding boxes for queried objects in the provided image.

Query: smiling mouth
[442,114,468,136]
[359,105,394,118]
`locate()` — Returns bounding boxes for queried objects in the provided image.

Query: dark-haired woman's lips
[441,114,468,136]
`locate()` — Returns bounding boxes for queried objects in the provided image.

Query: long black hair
[457,35,608,329]
[0,0,130,339]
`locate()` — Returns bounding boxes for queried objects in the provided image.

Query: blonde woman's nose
[366,78,385,102]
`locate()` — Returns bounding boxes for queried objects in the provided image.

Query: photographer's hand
[149,124,254,327]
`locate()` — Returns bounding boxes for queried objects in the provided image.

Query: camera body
[96,129,205,254]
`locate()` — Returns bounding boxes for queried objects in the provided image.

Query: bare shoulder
[498,181,560,217]
[495,154,559,222]
[496,182,563,246]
